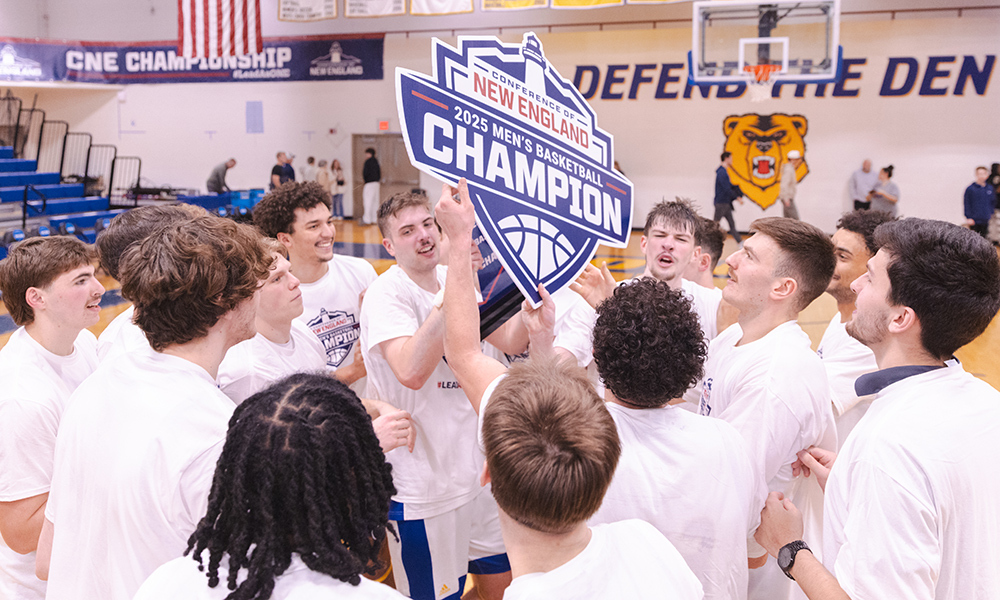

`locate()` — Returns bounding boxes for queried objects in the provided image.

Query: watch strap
[778,540,811,581]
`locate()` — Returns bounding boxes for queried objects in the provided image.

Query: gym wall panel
[7,14,997,230]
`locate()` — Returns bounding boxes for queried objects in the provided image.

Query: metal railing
[0,94,22,151]
[108,156,142,208]
[85,143,117,197]
[22,184,47,229]
[37,120,68,174]
[61,131,93,180]
[15,108,45,161]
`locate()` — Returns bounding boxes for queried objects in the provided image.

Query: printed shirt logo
[396,33,633,306]
[0,45,43,79]
[699,377,713,416]
[307,308,359,368]
[722,113,809,210]
[310,42,364,77]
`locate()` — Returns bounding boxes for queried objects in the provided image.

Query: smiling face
[846,249,893,349]
[640,219,696,287]
[33,264,106,331]
[827,228,870,305]
[283,203,335,267]
[722,233,782,312]
[382,205,440,275]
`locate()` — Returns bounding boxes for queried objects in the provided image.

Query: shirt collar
[855,364,944,396]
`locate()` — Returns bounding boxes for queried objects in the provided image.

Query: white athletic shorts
[387,487,509,600]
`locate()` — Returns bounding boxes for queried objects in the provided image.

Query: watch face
[778,544,794,570]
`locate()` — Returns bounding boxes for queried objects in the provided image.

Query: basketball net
[744,64,781,103]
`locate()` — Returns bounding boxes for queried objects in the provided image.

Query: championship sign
[396,33,633,307]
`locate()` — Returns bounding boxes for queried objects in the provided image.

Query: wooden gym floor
[1,220,997,390]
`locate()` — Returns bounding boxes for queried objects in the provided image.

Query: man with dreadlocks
[134,373,404,600]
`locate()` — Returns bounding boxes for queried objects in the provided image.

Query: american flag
[178,0,262,59]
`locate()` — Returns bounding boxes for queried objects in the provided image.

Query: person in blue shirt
[714,152,745,244]
[964,166,996,240]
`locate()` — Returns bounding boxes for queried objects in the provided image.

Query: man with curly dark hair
[133,374,405,600]
[818,209,895,448]
[38,216,271,600]
[253,182,377,394]
[589,277,766,600]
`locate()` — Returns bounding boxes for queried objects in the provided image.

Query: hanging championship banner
[396,33,633,307]
[481,0,547,11]
[279,0,337,21]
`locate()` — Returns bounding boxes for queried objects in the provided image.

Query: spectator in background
[964,165,996,239]
[848,159,877,211]
[867,165,900,217]
[283,153,296,185]
[270,152,293,190]
[331,158,346,219]
[316,159,332,203]
[685,217,726,290]
[205,159,235,194]
[714,152,744,244]
[777,150,802,220]
[301,156,317,183]
[361,148,381,226]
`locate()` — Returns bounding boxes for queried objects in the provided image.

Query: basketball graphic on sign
[498,214,576,282]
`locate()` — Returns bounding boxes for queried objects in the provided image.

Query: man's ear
[771,277,798,303]
[480,460,491,487]
[25,287,45,312]
[382,237,396,258]
[888,305,919,336]
[697,250,712,273]
[276,232,293,249]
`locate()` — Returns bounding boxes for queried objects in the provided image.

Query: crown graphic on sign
[396,33,633,306]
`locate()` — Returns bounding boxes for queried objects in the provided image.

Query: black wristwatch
[777,540,811,581]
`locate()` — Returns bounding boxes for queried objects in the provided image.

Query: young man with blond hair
[38,216,271,600]
[0,237,104,600]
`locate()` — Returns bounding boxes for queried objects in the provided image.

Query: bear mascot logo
[722,113,809,210]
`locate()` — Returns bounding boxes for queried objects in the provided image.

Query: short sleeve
[0,397,60,500]
[477,374,507,451]
[177,439,226,534]
[834,459,939,600]
[363,279,423,351]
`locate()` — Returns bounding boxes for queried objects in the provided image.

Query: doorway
[351,134,420,221]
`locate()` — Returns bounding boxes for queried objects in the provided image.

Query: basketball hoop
[744,64,781,103]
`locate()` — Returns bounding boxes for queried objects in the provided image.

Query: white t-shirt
[681,278,723,342]
[590,403,764,600]
[96,305,151,363]
[360,265,481,519]
[297,255,377,396]
[550,287,596,367]
[816,313,878,450]
[824,365,1000,600]
[0,328,98,600]
[135,554,406,600]
[45,351,235,600]
[699,321,836,600]
[503,520,703,600]
[218,320,328,404]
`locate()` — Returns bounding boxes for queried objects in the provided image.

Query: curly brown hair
[252,182,331,238]
[593,277,706,406]
[119,215,270,351]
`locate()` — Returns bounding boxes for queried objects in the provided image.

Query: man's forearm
[788,550,851,600]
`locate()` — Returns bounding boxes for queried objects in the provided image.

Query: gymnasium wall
[7,13,998,230]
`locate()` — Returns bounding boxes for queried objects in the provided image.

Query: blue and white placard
[396,33,633,306]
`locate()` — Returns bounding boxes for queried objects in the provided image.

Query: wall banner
[396,33,634,308]
[0,36,383,84]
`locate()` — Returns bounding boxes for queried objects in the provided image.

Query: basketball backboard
[690,0,841,84]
